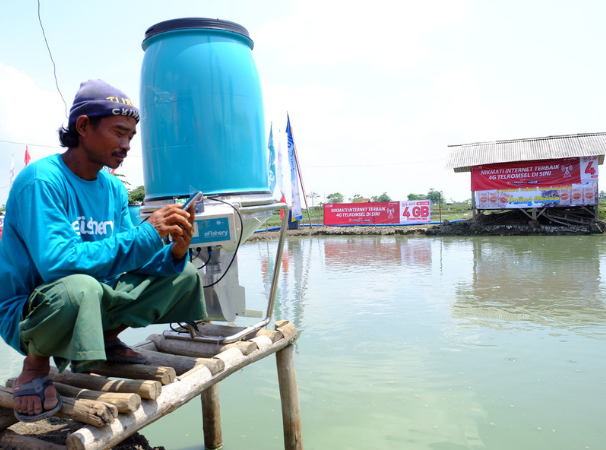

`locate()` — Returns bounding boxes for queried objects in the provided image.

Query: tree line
[320,188,446,205]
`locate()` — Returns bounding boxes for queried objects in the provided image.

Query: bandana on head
[68,79,140,128]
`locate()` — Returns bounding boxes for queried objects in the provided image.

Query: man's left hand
[170,205,195,260]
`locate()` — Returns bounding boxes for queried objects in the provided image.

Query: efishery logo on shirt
[71,216,114,236]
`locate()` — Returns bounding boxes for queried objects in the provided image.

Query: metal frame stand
[165,201,291,344]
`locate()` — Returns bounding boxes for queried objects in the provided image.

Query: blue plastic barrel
[128,205,142,226]
[140,18,268,200]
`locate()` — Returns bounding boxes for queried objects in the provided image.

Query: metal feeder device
[139,18,289,343]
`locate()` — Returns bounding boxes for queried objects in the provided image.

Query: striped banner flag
[9,155,15,189]
[287,116,303,221]
[268,124,277,197]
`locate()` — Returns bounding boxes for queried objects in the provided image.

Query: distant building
[446,133,606,220]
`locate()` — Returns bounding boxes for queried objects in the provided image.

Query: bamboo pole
[201,384,222,450]
[49,368,161,400]
[276,344,304,450]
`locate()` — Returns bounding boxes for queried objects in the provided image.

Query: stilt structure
[0,320,303,450]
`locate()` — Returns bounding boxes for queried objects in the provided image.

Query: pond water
[1,235,605,449]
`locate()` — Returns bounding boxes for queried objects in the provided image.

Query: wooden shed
[446,133,606,222]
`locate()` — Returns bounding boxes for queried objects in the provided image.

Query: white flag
[9,155,15,189]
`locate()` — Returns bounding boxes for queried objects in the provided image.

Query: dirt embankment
[249,211,606,240]
[248,225,429,241]
[3,417,165,450]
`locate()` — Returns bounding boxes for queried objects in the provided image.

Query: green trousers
[18,262,206,372]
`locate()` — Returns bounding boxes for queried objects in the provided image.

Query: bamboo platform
[0,320,303,450]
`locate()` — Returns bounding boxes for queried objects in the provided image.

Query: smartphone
[181,191,203,211]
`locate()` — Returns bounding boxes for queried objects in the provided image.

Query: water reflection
[259,239,311,331]
[453,237,606,337]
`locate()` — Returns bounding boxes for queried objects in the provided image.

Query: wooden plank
[66,322,296,450]
[135,348,225,376]
[6,379,140,414]
[254,329,283,343]
[0,386,115,428]
[0,429,67,450]
[275,320,298,342]
[0,407,18,431]
[49,368,161,400]
[84,364,176,385]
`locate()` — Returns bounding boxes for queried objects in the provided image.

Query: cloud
[254,0,471,71]
[0,63,66,202]
[0,62,65,146]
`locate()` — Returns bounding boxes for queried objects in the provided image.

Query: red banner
[471,156,600,209]
[471,157,597,191]
[323,201,431,225]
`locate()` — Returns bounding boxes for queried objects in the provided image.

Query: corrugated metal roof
[447,132,606,173]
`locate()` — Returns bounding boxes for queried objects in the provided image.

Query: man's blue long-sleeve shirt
[0,154,184,353]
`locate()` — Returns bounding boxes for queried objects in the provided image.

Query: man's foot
[13,355,61,421]
[103,326,149,364]
[104,340,150,365]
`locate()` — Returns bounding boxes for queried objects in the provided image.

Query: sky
[1,0,606,206]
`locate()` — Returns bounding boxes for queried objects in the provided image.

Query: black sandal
[105,341,150,365]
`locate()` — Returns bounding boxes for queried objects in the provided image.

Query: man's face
[80,115,137,170]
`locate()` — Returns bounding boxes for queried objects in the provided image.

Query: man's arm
[127,204,195,276]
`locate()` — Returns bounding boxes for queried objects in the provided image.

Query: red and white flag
[24,146,31,166]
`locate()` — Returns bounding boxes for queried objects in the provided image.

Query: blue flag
[268,125,277,197]
[287,116,303,221]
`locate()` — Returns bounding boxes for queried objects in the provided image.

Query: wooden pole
[84,363,176,385]
[6,378,140,414]
[0,386,116,428]
[471,195,477,222]
[201,384,222,450]
[276,344,303,450]
[49,367,162,400]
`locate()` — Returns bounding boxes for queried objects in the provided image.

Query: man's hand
[146,204,195,259]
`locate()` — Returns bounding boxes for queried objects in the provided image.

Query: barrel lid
[143,18,251,43]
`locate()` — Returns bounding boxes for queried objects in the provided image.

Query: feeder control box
[190,205,238,248]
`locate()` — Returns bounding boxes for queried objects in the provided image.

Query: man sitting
[0,80,206,422]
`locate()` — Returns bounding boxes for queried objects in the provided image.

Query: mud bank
[3,418,164,450]
[426,220,601,236]
[248,225,429,241]
[248,219,605,241]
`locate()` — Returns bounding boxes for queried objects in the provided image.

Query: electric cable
[201,196,244,288]
[37,0,68,119]
[194,247,212,270]
[0,140,61,149]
